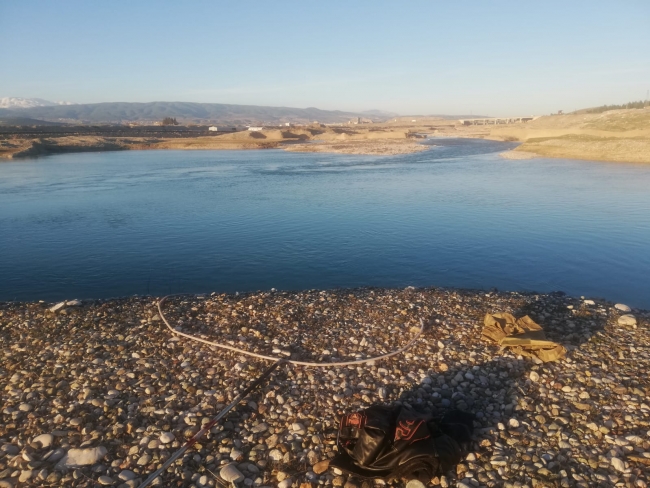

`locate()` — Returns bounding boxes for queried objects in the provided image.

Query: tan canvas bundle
[482,313,566,362]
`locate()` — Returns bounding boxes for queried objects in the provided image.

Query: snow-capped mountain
[0,97,74,109]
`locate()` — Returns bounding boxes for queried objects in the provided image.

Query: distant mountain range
[0,99,398,125]
[0,97,74,109]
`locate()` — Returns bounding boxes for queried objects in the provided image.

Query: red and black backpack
[330,405,474,482]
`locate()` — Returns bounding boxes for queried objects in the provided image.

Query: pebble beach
[1,287,648,488]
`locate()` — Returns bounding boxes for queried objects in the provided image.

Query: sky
[1,1,649,116]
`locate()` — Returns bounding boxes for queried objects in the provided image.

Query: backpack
[329,405,474,482]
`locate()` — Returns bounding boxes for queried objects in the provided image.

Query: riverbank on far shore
[507,135,650,164]
[485,109,650,164]
[0,127,430,159]
[3,108,649,162]
[1,286,648,487]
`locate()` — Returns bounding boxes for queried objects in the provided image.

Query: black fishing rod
[137,360,286,488]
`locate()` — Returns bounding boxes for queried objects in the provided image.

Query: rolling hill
[0,101,394,125]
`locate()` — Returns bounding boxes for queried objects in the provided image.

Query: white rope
[157,294,425,367]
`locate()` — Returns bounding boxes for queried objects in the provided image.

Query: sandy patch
[499,150,539,160]
[284,139,429,156]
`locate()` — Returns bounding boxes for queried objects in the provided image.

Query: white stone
[615,303,631,312]
[529,371,540,382]
[610,457,626,472]
[625,435,643,445]
[49,301,66,312]
[583,299,595,306]
[220,464,244,483]
[66,299,82,306]
[268,449,283,461]
[291,423,306,434]
[98,475,114,485]
[618,314,637,326]
[33,434,54,449]
[58,446,107,467]
[508,418,520,429]
[406,481,426,488]
[19,470,33,482]
[278,478,293,488]
[230,448,243,460]
[137,454,151,465]
[18,403,33,412]
[159,432,175,444]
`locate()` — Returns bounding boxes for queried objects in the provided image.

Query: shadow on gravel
[203,292,630,488]
[381,292,645,488]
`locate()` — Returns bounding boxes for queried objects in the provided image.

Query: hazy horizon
[1,1,649,117]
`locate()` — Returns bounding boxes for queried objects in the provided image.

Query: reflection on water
[1,139,650,308]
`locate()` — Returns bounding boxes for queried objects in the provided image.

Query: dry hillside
[488,109,650,163]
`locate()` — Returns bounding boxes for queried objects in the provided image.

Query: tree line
[161,117,179,126]
[585,100,650,114]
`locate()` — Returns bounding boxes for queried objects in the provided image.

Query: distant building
[208,126,219,131]
[247,127,263,131]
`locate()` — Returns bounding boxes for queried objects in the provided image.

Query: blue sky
[1,1,648,116]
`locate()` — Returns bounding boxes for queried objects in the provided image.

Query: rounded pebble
[159,432,175,444]
[618,314,637,326]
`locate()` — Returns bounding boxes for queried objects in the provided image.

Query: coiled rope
[158,294,425,367]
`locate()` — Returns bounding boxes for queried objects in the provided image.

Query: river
[1,138,649,308]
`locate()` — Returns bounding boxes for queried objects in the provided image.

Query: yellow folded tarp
[482,313,566,362]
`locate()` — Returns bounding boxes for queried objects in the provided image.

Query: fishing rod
[137,294,425,487]
[137,359,286,488]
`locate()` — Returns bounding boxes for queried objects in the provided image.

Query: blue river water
[1,139,650,308]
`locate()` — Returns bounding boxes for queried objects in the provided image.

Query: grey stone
[118,470,136,481]
[251,422,268,434]
[220,464,244,483]
[98,475,115,485]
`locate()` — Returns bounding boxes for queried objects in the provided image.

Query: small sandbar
[284,139,430,156]
[499,150,539,160]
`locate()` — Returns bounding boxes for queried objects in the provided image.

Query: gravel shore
[1,287,648,488]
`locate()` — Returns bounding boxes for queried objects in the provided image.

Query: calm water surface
[2,139,650,308]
